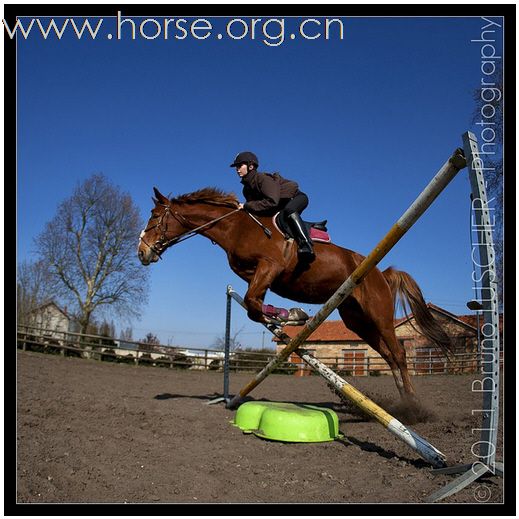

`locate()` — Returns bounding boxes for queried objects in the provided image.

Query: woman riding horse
[230,151,315,260]
[138,183,455,405]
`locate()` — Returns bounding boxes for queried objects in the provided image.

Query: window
[342,349,367,376]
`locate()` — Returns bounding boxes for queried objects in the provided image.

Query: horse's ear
[153,187,168,203]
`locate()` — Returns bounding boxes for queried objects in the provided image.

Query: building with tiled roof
[274,303,496,377]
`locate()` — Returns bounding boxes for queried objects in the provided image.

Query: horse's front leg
[244,260,283,323]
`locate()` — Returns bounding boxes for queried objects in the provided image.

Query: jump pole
[227,147,467,411]
[226,286,448,468]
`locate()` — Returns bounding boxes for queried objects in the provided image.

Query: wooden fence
[17,325,220,369]
[16,325,499,376]
[287,351,498,377]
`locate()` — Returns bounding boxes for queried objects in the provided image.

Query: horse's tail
[382,267,453,359]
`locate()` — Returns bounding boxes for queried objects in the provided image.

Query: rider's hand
[238,203,245,210]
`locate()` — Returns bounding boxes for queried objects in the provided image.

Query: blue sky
[16,14,503,349]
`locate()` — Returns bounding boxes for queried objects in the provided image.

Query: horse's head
[138,186,241,266]
[138,187,182,265]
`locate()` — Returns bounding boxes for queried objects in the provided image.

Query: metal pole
[476,311,481,374]
[206,285,233,405]
[426,131,503,502]
[227,148,467,409]
[223,286,232,401]
[463,131,501,467]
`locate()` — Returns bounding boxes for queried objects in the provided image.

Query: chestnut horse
[138,187,452,403]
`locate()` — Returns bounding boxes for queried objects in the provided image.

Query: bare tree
[138,332,161,353]
[140,332,160,345]
[212,325,245,351]
[34,174,149,334]
[120,326,134,341]
[99,319,116,338]
[17,259,57,324]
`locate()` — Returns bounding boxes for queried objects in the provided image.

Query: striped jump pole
[227,287,448,468]
[227,148,467,410]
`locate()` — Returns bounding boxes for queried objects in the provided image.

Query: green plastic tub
[232,401,342,443]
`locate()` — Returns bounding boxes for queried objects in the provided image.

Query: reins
[169,207,241,245]
[142,204,241,259]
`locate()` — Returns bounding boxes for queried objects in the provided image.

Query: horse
[138,186,452,404]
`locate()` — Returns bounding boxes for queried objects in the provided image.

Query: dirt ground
[16,350,504,505]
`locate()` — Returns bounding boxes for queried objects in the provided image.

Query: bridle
[140,202,240,259]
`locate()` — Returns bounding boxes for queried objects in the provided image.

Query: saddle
[273,213,331,243]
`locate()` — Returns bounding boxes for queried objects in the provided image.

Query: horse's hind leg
[376,325,419,405]
[338,302,418,404]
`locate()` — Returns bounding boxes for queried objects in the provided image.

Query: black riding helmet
[230,151,259,168]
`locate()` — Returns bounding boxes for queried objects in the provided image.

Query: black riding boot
[287,212,315,260]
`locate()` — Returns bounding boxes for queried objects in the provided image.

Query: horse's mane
[173,187,239,208]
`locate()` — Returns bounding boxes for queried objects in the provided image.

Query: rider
[230,151,314,260]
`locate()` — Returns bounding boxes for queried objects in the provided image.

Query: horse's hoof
[288,308,310,321]
[402,396,422,414]
[263,316,283,328]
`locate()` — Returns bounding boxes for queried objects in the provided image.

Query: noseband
[140,203,240,259]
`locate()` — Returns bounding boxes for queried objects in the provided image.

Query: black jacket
[241,170,299,214]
